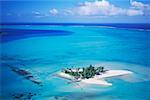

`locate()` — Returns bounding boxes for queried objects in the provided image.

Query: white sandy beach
[57,69,133,86]
[81,70,132,86]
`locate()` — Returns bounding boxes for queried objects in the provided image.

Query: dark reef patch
[0,28,73,42]
[11,92,40,100]
[6,64,42,86]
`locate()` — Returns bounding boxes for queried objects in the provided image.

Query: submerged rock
[12,92,38,100]
[8,65,42,86]
[53,96,69,100]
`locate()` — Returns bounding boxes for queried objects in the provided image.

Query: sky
[1,0,150,23]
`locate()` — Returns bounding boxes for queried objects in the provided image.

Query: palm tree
[101,67,104,72]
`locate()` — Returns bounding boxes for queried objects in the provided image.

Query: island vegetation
[62,65,106,79]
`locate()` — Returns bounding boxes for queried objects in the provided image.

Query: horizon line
[1,22,150,25]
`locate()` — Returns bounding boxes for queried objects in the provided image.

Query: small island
[57,65,132,86]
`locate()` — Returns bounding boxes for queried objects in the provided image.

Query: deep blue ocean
[0,24,150,100]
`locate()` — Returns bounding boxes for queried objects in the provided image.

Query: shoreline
[57,69,133,86]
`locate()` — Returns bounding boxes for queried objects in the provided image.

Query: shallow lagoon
[1,25,150,99]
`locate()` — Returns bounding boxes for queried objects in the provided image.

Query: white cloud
[75,0,125,16]
[127,9,143,16]
[130,0,150,16]
[32,11,49,18]
[49,8,58,15]
[31,0,149,17]
[33,11,41,15]
[63,9,74,15]
[130,0,150,9]
[70,0,149,16]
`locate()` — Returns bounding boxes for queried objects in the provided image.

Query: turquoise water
[1,25,150,100]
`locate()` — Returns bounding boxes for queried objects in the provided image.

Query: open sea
[0,24,150,100]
